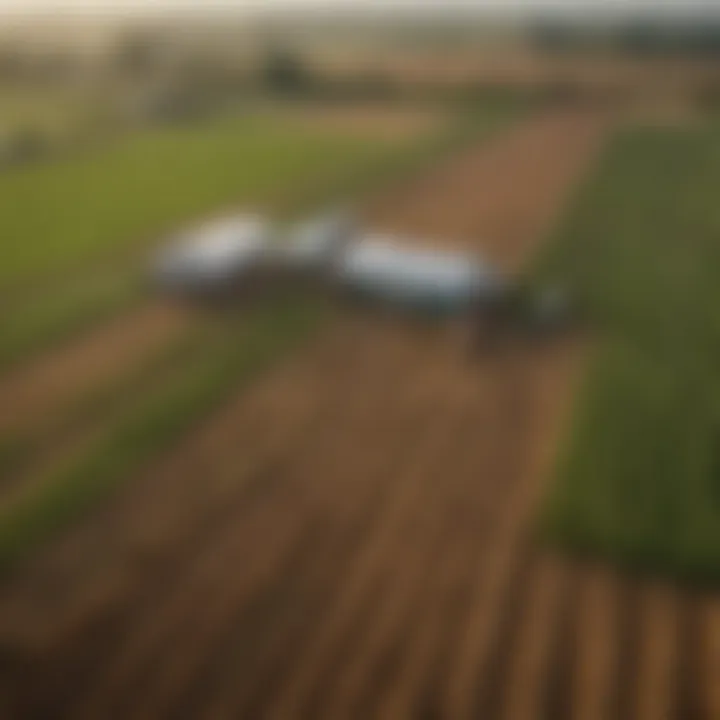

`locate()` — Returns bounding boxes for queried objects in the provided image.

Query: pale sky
[0,0,716,18]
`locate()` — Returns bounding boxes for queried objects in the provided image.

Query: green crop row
[537,123,720,584]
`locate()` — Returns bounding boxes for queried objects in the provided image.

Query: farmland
[0,102,509,372]
[538,123,720,582]
[0,101,500,561]
[0,85,719,720]
[1,106,712,720]
[0,110,422,291]
[0,110,387,371]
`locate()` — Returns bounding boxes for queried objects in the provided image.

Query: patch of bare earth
[282,104,445,141]
[0,109,718,720]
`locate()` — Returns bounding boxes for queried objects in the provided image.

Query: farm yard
[1,84,720,720]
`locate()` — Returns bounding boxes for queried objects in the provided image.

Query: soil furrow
[567,566,623,720]
[631,584,681,720]
[496,555,571,720]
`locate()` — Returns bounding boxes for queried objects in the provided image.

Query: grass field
[537,122,720,583]
[0,112,409,291]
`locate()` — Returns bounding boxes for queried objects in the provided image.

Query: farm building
[336,234,505,316]
[152,214,272,293]
[152,210,508,320]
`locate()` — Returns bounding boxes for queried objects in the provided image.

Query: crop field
[0,100,526,559]
[0,111,420,291]
[537,123,720,583]
[0,101,498,560]
[0,100,719,720]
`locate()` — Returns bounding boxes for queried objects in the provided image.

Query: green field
[538,123,720,583]
[0,111,411,291]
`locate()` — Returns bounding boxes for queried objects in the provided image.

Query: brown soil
[0,109,718,720]
[568,566,624,720]
[312,46,720,98]
[365,108,608,273]
[281,104,445,141]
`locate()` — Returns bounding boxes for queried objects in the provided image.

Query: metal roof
[337,234,503,310]
[154,214,272,285]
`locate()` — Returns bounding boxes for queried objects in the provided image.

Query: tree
[260,47,311,96]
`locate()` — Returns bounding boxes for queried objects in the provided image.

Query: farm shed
[336,234,505,316]
[153,214,272,293]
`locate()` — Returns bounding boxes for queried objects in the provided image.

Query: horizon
[2,0,720,22]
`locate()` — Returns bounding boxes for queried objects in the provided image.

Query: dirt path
[0,108,718,720]
[366,108,606,272]
[281,104,446,141]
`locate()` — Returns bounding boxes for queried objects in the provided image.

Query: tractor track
[1,108,719,719]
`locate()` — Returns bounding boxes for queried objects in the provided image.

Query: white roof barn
[153,215,272,291]
[337,234,504,314]
[150,211,507,316]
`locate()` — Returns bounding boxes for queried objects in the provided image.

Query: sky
[0,0,717,18]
